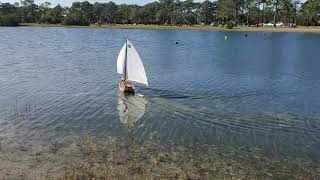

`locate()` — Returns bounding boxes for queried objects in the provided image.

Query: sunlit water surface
[0,27,319,178]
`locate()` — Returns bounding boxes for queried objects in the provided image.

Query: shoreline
[16,23,320,33]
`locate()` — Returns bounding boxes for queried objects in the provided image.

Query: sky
[1,0,205,6]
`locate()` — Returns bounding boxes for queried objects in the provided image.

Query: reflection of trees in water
[117,93,147,129]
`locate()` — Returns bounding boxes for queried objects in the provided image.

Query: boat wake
[136,87,320,136]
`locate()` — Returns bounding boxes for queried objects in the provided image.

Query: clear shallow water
[0,27,320,178]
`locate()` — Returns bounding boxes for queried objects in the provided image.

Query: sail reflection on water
[117,93,147,128]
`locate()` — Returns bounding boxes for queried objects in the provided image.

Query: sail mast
[123,39,128,80]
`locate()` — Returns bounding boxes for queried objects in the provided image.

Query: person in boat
[120,79,126,88]
[121,79,130,86]
[120,79,124,86]
[120,79,133,92]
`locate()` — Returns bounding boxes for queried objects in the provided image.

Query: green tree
[179,0,198,25]
[64,1,93,25]
[39,2,51,23]
[0,2,19,26]
[117,4,131,23]
[51,5,65,24]
[0,0,318,27]
[292,0,301,24]
[271,0,281,26]
[198,0,216,24]
[20,0,39,23]
[301,0,320,26]
[40,4,64,24]
[141,2,160,24]
[218,0,237,22]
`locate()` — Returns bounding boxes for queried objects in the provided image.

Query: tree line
[0,0,320,27]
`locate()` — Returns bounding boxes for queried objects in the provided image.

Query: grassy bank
[19,23,320,33]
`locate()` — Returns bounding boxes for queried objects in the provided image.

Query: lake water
[0,27,319,179]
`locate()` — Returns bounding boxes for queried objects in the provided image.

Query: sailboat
[117,39,148,93]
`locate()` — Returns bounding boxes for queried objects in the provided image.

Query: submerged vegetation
[0,133,318,179]
[0,0,320,27]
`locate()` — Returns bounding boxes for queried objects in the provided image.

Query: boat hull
[119,81,135,93]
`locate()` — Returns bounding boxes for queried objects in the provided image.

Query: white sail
[117,43,126,75]
[126,40,148,86]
